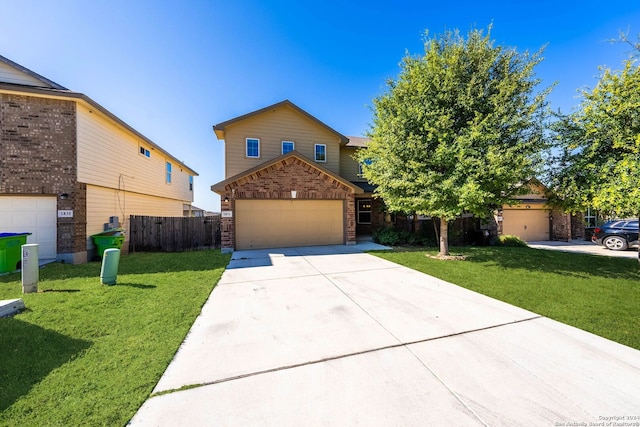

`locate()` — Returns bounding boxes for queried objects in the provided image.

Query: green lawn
[371,246,640,350]
[0,250,230,426]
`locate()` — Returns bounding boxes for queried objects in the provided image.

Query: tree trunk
[439,219,449,256]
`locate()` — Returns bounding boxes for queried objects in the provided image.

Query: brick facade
[0,93,87,262]
[218,155,358,251]
[551,210,585,241]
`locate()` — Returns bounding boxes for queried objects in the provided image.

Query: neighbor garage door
[502,208,550,241]
[235,199,344,250]
[0,196,57,259]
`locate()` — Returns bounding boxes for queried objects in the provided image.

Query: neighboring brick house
[0,55,197,264]
[211,100,385,252]
[496,180,584,242]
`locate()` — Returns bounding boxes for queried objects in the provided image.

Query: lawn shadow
[0,318,92,411]
[0,250,230,284]
[453,246,640,280]
[114,283,156,289]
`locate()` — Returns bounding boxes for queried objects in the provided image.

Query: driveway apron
[130,244,640,426]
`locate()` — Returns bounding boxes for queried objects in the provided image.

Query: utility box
[21,244,39,293]
[0,233,31,273]
[100,248,121,285]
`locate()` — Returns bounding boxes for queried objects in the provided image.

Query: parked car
[591,219,639,251]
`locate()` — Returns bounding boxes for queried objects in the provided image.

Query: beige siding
[77,104,193,203]
[86,184,184,249]
[339,146,365,182]
[224,106,342,178]
[0,61,48,87]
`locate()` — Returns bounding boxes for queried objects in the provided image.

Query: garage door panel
[236,200,344,250]
[502,209,549,241]
[0,196,57,259]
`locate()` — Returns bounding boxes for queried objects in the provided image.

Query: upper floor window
[246,138,260,158]
[139,146,150,158]
[314,144,326,162]
[189,175,193,191]
[166,162,172,184]
[282,141,295,155]
[358,158,372,176]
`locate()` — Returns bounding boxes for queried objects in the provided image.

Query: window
[139,146,150,158]
[282,141,295,154]
[358,158,372,176]
[246,138,260,158]
[358,199,372,224]
[166,162,172,184]
[189,175,193,191]
[314,144,326,162]
[584,208,599,228]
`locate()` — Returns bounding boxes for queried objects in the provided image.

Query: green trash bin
[0,233,31,273]
[91,229,125,257]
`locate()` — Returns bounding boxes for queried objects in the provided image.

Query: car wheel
[603,236,628,251]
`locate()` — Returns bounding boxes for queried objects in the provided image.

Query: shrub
[372,227,434,246]
[497,235,527,247]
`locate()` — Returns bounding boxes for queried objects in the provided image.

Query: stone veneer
[219,155,357,252]
[0,93,87,263]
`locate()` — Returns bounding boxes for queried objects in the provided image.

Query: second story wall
[223,106,343,178]
[339,146,365,183]
[76,103,194,203]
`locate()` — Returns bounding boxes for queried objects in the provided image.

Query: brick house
[211,100,385,252]
[210,101,582,252]
[0,55,197,264]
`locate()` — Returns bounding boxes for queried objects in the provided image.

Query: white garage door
[0,196,57,260]
[236,199,344,250]
[502,208,550,241]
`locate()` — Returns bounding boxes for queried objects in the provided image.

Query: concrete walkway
[130,243,640,426]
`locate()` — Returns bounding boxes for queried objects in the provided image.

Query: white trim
[246,138,260,158]
[314,143,327,162]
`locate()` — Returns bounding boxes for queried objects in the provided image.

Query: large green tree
[551,60,640,214]
[550,47,640,259]
[358,27,551,256]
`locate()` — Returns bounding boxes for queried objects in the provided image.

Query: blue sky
[1,1,639,211]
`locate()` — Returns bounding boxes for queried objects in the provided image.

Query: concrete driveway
[130,243,640,426]
[528,240,639,259]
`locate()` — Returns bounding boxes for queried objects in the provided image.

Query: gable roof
[211,150,363,194]
[213,100,349,144]
[0,55,197,176]
[0,54,69,90]
[346,136,370,148]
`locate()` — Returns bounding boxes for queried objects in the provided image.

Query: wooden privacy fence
[129,215,221,252]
